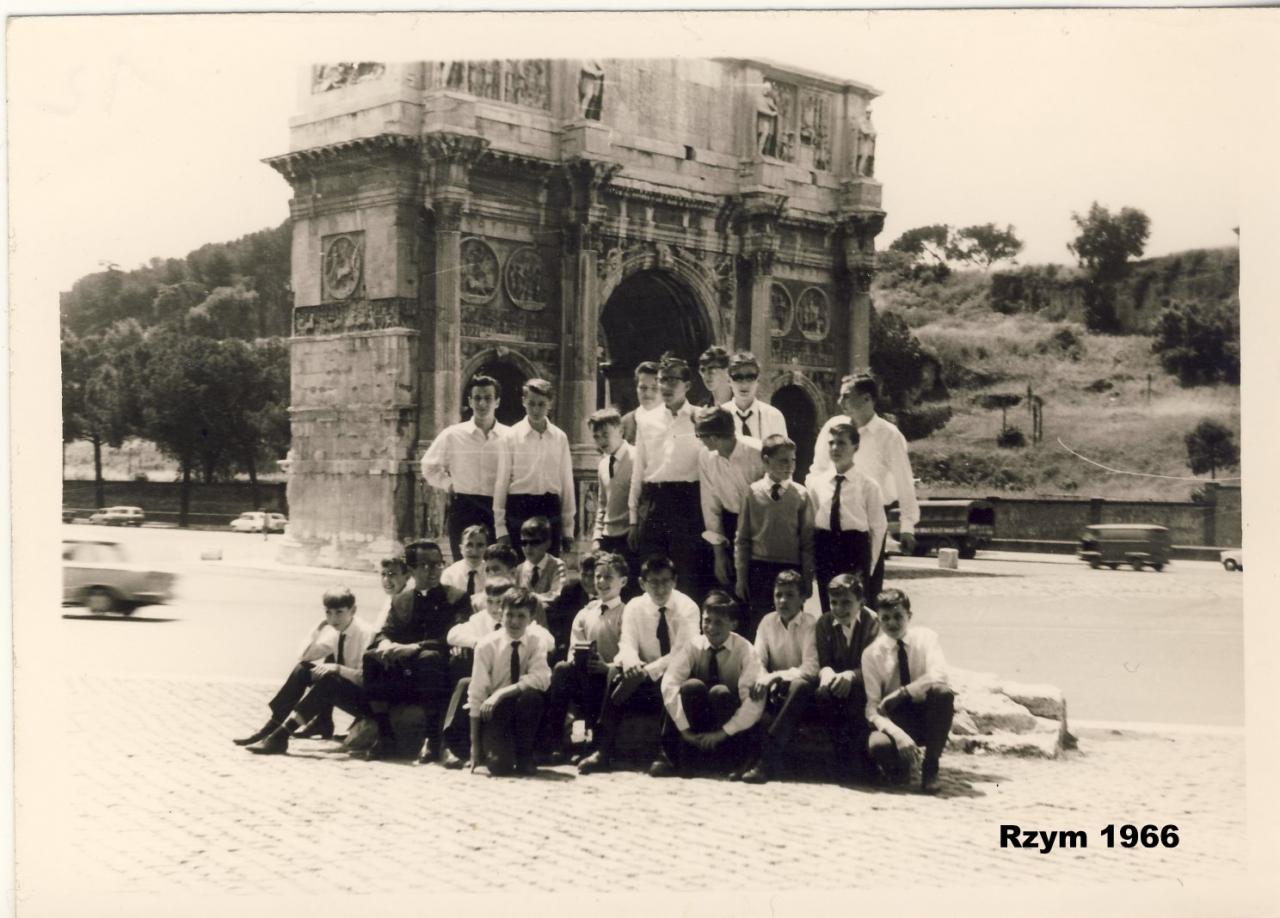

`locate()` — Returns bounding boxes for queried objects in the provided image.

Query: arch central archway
[600,268,713,411]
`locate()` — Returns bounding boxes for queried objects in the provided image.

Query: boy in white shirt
[440,524,488,605]
[721,351,787,442]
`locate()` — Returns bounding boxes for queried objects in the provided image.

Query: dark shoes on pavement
[293,716,334,740]
[440,750,466,770]
[576,751,612,775]
[741,761,771,784]
[247,727,290,756]
[233,720,280,747]
[921,758,941,794]
[648,758,677,778]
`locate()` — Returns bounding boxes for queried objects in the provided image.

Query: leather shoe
[352,737,393,761]
[577,751,612,775]
[233,720,279,747]
[247,728,289,756]
[741,762,771,784]
[417,739,440,765]
[293,717,334,740]
[648,758,677,778]
[920,759,941,794]
[440,750,466,770]
[516,759,538,777]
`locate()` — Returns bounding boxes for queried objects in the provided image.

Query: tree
[61,328,142,506]
[950,223,1023,271]
[1067,202,1151,332]
[1185,419,1239,479]
[888,224,954,278]
[1151,301,1240,386]
[979,392,1022,432]
[869,310,952,440]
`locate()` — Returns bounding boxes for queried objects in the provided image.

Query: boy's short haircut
[840,373,880,402]
[634,360,660,380]
[728,351,761,374]
[702,589,741,623]
[405,539,442,567]
[519,516,552,542]
[460,523,490,545]
[829,572,866,599]
[773,569,805,593]
[761,434,797,459]
[500,586,538,615]
[828,421,861,447]
[588,407,623,431]
[579,553,599,575]
[379,554,409,574]
[876,587,911,613]
[523,377,554,400]
[485,576,515,596]
[694,406,735,438]
[594,551,630,579]
[466,373,502,400]
[482,542,521,570]
[698,346,730,369]
[322,586,357,609]
[639,554,676,580]
[658,354,692,382]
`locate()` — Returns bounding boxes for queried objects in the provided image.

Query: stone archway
[766,370,828,483]
[460,347,539,427]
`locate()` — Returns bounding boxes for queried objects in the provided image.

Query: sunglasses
[730,372,759,381]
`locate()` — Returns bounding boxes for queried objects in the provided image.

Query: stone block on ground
[1001,681,1067,721]
[957,690,1038,734]
[388,704,428,757]
[949,709,979,736]
[948,667,1003,694]
[950,716,1063,759]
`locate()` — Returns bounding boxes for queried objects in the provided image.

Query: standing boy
[862,588,954,794]
[813,573,880,782]
[722,352,787,442]
[806,422,887,613]
[734,435,815,640]
[697,346,734,408]
[695,406,763,592]
[441,524,488,607]
[494,378,576,557]
[620,361,662,445]
[589,408,634,570]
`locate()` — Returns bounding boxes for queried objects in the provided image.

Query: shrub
[996,426,1027,449]
[1152,301,1240,386]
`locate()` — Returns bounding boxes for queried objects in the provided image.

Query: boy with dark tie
[655,590,764,778]
[806,422,887,613]
[862,587,955,794]
[589,408,635,573]
[813,573,881,782]
[466,587,552,777]
[515,516,566,630]
[493,378,576,558]
[722,351,787,442]
[441,524,488,606]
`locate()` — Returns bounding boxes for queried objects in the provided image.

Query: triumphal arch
[266,58,885,569]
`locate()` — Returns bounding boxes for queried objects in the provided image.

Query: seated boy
[466,587,553,776]
[536,552,627,763]
[734,435,815,641]
[236,586,375,755]
[813,573,881,782]
[516,516,565,629]
[441,524,489,605]
[577,555,700,774]
[740,570,819,783]
[862,588,955,794]
[655,590,764,778]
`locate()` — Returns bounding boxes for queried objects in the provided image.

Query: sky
[7,9,1268,305]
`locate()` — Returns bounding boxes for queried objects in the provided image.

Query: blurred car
[88,505,145,527]
[62,508,75,523]
[1220,548,1242,572]
[62,538,176,614]
[229,511,288,533]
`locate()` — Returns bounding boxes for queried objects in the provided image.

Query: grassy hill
[876,250,1240,500]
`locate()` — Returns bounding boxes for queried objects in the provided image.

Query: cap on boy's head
[694,406,734,438]
[520,516,552,542]
[728,351,761,374]
[405,539,442,567]
[828,572,866,599]
[594,551,630,578]
[467,373,502,400]
[639,554,676,579]
[523,377,554,400]
[380,554,409,574]
[482,542,520,569]
[500,585,538,615]
[634,360,660,380]
[876,587,911,613]
[761,433,797,459]
[702,589,740,623]
[698,346,730,369]
[658,354,692,382]
[588,407,623,431]
[322,585,357,609]
[773,568,805,593]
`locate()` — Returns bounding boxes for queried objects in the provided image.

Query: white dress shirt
[593,441,634,541]
[698,436,764,546]
[721,398,788,442]
[806,465,889,570]
[568,597,626,664]
[441,559,485,598]
[810,413,920,534]
[661,632,765,735]
[493,417,577,540]
[448,607,554,650]
[861,625,949,725]
[616,589,702,680]
[753,610,820,684]
[517,555,566,608]
[420,418,510,496]
[467,628,553,711]
[297,615,376,686]
[628,402,701,524]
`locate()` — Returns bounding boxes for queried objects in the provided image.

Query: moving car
[62,538,177,614]
[229,511,288,533]
[1220,548,1243,572]
[1078,524,1170,572]
[88,505,145,527]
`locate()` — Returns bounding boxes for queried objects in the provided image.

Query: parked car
[889,499,996,560]
[1078,524,1170,571]
[62,538,177,614]
[1220,548,1243,572]
[229,511,288,533]
[88,506,145,527]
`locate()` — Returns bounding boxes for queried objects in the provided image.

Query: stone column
[737,192,786,374]
[838,209,884,375]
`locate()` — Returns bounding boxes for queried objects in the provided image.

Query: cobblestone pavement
[32,672,1246,905]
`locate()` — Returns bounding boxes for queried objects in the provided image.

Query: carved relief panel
[796,287,831,342]
[504,247,549,312]
[460,238,500,304]
[312,63,386,93]
[436,59,552,110]
[770,283,794,337]
[322,232,365,301]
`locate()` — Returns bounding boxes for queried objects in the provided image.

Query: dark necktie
[897,638,911,687]
[656,606,670,655]
[830,474,845,533]
[466,570,477,596]
[510,640,522,685]
[834,624,848,663]
[771,482,781,502]
[336,633,345,668]
[737,411,752,437]
[608,452,617,479]
[707,644,721,685]
[530,565,540,589]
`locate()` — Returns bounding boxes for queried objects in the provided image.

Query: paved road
[55,524,1243,725]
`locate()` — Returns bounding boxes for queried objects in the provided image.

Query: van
[889,499,996,560]
[1077,524,1170,572]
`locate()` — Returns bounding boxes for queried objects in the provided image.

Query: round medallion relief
[797,286,831,342]
[769,283,794,337]
[460,238,500,304]
[504,247,548,311]
[322,234,363,300]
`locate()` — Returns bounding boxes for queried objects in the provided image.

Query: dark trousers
[536,660,610,754]
[659,679,752,771]
[636,482,703,600]
[506,492,564,558]
[866,517,893,609]
[814,529,872,613]
[744,561,801,641]
[447,492,495,561]
[591,664,665,759]
[813,679,873,779]
[440,653,477,756]
[755,677,816,770]
[868,685,956,776]
[363,646,453,742]
[479,688,545,775]
[268,662,372,724]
